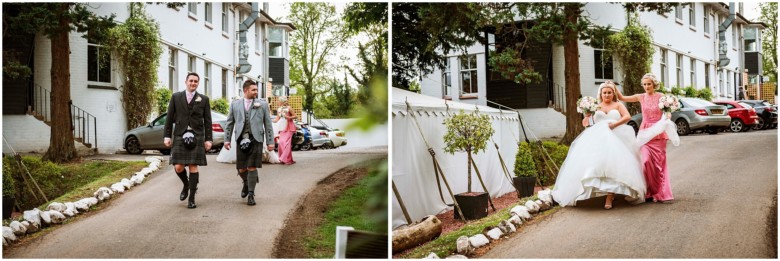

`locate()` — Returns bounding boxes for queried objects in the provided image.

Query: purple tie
[245,100,251,111]
[187,92,194,103]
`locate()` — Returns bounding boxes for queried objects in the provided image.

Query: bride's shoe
[604,194,615,210]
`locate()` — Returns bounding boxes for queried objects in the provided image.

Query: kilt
[236,138,263,169]
[169,134,208,166]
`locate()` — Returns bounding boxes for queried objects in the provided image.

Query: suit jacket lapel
[188,92,198,118]
[180,91,191,115]
[249,98,258,120]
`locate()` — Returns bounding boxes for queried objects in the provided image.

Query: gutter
[717,2,736,67]
[237,2,259,74]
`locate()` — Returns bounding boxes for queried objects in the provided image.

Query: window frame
[87,40,114,88]
[705,63,710,88]
[660,48,668,88]
[204,2,213,25]
[221,3,229,34]
[593,48,614,81]
[689,3,696,27]
[168,47,177,91]
[676,53,683,87]
[268,27,285,58]
[675,5,683,23]
[188,3,197,20]
[442,58,452,98]
[689,58,696,88]
[703,6,710,35]
[204,62,211,97]
[459,54,478,96]
[188,55,196,74]
[221,69,228,98]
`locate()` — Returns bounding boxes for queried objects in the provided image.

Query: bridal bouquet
[576,96,600,114]
[658,94,681,113]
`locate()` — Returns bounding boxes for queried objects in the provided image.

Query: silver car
[124,111,227,154]
[627,97,731,135]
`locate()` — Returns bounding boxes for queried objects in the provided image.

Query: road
[483,130,777,258]
[4,146,387,258]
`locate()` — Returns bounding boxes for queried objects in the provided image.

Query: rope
[3,135,50,203]
[392,181,413,225]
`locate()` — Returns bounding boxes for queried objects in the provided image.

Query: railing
[70,101,97,149]
[552,82,566,113]
[31,84,51,122]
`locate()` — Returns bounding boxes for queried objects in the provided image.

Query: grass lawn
[42,160,149,209]
[304,166,386,258]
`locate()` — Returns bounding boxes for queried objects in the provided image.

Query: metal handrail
[70,101,97,149]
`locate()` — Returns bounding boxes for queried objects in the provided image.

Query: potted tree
[514,142,537,198]
[443,110,494,220]
[3,160,16,219]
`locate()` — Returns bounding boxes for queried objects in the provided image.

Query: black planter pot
[3,197,15,220]
[453,192,489,220]
[513,176,536,198]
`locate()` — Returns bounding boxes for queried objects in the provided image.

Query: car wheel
[322,142,334,149]
[729,119,744,132]
[675,119,690,136]
[627,121,639,134]
[125,136,143,154]
[753,117,765,130]
[300,143,312,151]
[159,150,171,155]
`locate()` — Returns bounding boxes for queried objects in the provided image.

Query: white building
[2,2,295,154]
[418,2,767,138]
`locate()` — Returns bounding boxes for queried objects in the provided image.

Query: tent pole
[470,159,496,211]
[392,180,413,225]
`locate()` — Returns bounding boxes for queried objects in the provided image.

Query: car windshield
[681,98,716,107]
[738,102,753,109]
[211,112,227,121]
[761,101,773,107]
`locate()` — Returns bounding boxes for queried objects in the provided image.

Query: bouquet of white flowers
[658,94,681,113]
[576,96,600,115]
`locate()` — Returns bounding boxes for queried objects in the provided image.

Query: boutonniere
[195,95,202,102]
[253,101,261,108]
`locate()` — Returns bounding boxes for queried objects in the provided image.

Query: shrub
[514,142,537,178]
[2,159,15,198]
[670,86,685,96]
[683,86,699,98]
[155,87,172,115]
[526,141,569,186]
[3,156,64,210]
[443,110,494,193]
[697,87,713,101]
[210,97,229,115]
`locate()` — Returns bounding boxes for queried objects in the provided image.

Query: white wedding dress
[551,109,646,206]
[216,133,281,164]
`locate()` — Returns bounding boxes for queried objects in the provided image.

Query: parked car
[124,111,227,155]
[627,97,730,136]
[307,125,333,149]
[295,122,313,151]
[712,100,759,132]
[739,100,778,130]
[311,125,347,148]
[270,116,305,151]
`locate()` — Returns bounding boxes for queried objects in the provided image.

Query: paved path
[483,130,777,258]
[4,146,387,258]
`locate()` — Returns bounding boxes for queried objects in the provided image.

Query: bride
[217,130,281,164]
[551,81,646,209]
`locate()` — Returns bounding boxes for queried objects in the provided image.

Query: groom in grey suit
[223,80,275,205]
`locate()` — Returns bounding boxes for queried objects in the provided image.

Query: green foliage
[528,141,569,185]
[697,87,713,101]
[443,111,495,155]
[670,86,685,96]
[487,48,543,85]
[514,142,537,177]
[106,3,162,130]
[3,159,16,198]
[210,97,229,115]
[2,55,32,80]
[759,2,778,82]
[344,3,387,110]
[155,87,173,115]
[317,76,356,118]
[683,86,699,98]
[604,14,655,115]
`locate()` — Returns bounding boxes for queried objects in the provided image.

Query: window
[732,25,737,48]
[204,62,211,97]
[269,27,284,57]
[221,3,229,33]
[222,69,228,98]
[205,2,212,24]
[705,63,710,88]
[690,58,696,87]
[188,3,197,16]
[188,55,196,74]
[689,3,695,26]
[168,48,177,90]
[727,71,732,95]
[594,49,614,80]
[660,48,668,87]
[745,27,758,51]
[676,53,683,87]
[442,58,452,97]
[704,6,710,34]
[718,70,724,95]
[675,6,683,21]
[460,55,478,94]
[87,40,112,84]
[255,25,260,52]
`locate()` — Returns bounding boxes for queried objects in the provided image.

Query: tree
[3,3,115,163]
[759,2,777,82]
[288,3,347,114]
[443,110,494,193]
[344,3,387,106]
[604,14,655,115]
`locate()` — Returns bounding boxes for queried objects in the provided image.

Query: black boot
[187,172,199,208]
[247,170,258,206]
[176,170,189,201]
[238,171,248,198]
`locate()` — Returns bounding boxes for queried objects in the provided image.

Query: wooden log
[391,215,443,254]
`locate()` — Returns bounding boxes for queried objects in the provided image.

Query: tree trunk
[44,4,79,163]
[560,4,584,146]
[466,150,472,193]
[391,215,442,254]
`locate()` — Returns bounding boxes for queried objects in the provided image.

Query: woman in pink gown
[616,73,674,203]
[274,97,297,165]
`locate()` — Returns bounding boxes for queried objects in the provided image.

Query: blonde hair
[641,73,660,89]
[597,80,618,102]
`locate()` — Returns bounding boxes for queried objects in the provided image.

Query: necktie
[187,92,194,103]
[245,99,251,111]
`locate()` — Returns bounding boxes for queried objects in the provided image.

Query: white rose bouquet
[576,96,600,115]
[658,94,681,113]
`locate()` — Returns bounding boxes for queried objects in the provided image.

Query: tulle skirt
[551,121,646,206]
[216,134,280,164]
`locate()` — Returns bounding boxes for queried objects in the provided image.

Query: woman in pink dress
[273,97,297,165]
[616,73,674,203]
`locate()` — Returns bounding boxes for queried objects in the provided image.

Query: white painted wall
[318,119,388,148]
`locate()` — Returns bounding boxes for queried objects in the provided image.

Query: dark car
[628,97,730,136]
[713,100,760,132]
[739,100,778,130]
[124,111,227,155]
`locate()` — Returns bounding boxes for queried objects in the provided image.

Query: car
[739,100,778,130]
[124,111,227,155]
[627,97,731,136]
[310,125,347,148]
[307,125,333,149]
[712,100,760,132]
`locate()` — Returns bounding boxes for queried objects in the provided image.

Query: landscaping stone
[485,227,503,240]
[111,183,126,193]
[425,252,440,259]
[145,157,161,164]
[508,215,523,227]
[46,202,67,212]
[9,221,26,236]
[74,201,90,212]
[538,189,553,205]
[3,237,7,247]
[456,235,473,255]
[40,211,52,225]
[468,234,490,248]
[446,255,468,259]
[121,178,134,189]
[79,197,98,207]
[525,201,540,214]
[23,208,42,228]
[94,187,112,201]
[497,220,513,234]
[536,200,551,211]
[49,210,66,224]
[132,174,145,184]
[3,226,17,243]
[21,221,38,234]
[510,206,532,220]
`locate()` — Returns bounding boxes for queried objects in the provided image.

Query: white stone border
[3,156,165,247]
[424,188,556,259]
